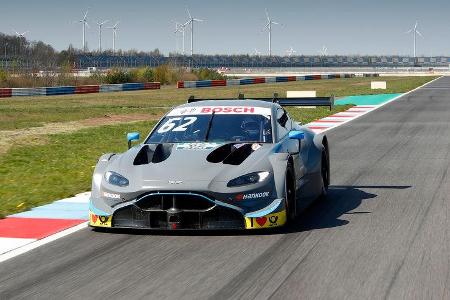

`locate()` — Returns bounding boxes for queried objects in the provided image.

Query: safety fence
[177,73,379,89]
[0,82,160,98]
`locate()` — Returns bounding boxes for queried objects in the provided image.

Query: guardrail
[0,82,161,98]
[177,73,379,89]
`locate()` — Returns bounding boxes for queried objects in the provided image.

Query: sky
[1,0,449,56]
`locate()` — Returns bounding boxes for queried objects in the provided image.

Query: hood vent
[207,143,256,166]
[134,144,173,165]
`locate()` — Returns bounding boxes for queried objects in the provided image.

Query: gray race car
[89,97,330,230]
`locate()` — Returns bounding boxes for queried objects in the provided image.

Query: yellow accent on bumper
[244,209,286,229]
[89,211,112,227]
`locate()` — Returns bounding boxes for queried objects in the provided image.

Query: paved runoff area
[3,77,450,298]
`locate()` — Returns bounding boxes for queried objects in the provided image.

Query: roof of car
[177,99,277,109]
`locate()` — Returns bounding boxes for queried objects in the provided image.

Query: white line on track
[0,222,88,263]
[317,76,443,134]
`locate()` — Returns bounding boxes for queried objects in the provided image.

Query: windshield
[147,114,273,143]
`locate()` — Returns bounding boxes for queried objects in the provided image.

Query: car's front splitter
[89,197,286,230]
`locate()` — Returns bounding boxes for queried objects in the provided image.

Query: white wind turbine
[263,9,281,56]
[254,48,261,56]
[406,21,423,59]
[14,30,29,38]
[319,45,328,56]
[96,20,109,52]
[13,30,29,54]
[286,46,296,57]
[174,21,186,55]
[183,8,203,56]
[108,22,120,54]
[78,10,89,52]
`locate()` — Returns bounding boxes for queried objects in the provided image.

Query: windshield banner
[168,106,272,117]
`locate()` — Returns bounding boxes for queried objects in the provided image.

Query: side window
[276,108,292,140]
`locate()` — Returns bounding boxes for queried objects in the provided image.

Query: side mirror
[288,130,304,140]
[127,132,140,149]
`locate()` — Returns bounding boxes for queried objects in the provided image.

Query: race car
[89,95,331,230]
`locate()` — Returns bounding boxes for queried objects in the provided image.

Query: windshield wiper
[204,112,215,142]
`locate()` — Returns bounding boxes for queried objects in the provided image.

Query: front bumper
[89,192,286,230]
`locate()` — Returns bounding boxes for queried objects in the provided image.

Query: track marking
[316,76,443,134]
[0,222,88,263]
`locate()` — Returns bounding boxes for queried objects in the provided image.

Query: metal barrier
[176,73,368,89]
[0,82,160,98]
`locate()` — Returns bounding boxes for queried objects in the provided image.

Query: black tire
[320,147,330,199]
[285,163,296,222]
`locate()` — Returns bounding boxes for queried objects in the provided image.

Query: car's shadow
[93,185,411,237]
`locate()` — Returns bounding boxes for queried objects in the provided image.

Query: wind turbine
[78,10,89,52]
[406,21,423,59]
[183,8,203,56]
[263,9,281,56]
[286,46,296,57]
[108,22,120,54]
[174,21,186,55]
[254,48,261,56]
[319,45,328,56]
[14,30,29,38]
[97,20,109,52]
[13,30,29,55]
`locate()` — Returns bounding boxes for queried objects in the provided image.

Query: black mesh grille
[112,193,244,230]
[135,193,214,211]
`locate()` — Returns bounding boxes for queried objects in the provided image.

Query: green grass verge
[0,76,436,130]
[0,104,351,218]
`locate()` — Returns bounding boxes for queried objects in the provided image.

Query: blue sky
[1,0,449,56]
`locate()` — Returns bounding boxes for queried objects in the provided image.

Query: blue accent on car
[245,198,283,218]
[273,143,283,153]
[289,130,305,140]
[127,132,140,142]
[89,200,110,216]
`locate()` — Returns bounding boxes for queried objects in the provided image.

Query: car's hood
[106,142,275,190]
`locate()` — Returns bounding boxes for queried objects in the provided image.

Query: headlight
[104,171,129,187]
[227,171,270,187]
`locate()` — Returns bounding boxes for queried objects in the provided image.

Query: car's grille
[112,192,244,230]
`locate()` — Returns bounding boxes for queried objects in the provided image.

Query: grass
[0,76,436,130]
[0,121,154,218]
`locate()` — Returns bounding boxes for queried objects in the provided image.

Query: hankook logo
[168,180,183,185]
[241,191,270,200]
[103,192,121,199]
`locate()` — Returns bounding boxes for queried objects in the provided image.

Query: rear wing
[187,93,334,110]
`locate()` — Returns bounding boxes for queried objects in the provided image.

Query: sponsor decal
[168,180,183,185]
[244,210,286,229]
[236,191,270,201]
[251,143,262,151]
[167,106,271,116]
[89,212,112,227]
[176,142,221,150]
[200,107,255,114]
[102,192,121,199]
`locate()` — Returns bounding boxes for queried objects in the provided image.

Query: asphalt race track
[1,77,450,299]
